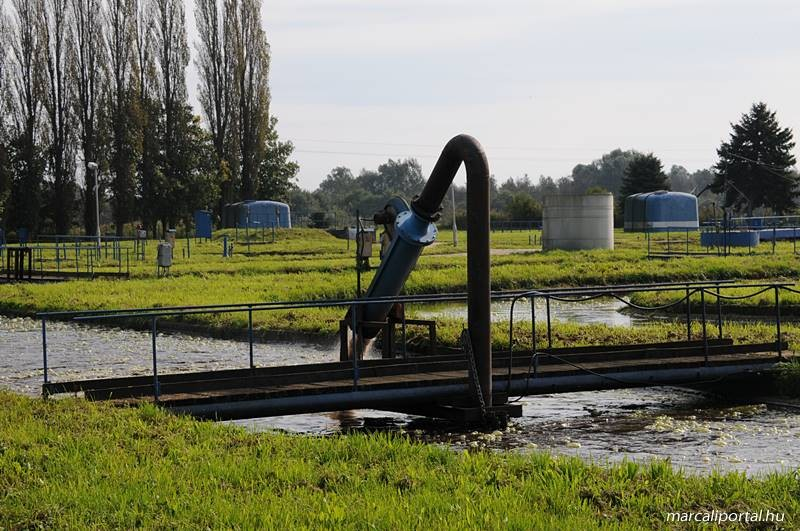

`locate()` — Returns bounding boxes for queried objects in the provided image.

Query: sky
[186,0,800,191]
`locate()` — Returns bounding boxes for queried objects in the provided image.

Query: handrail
[40,279,794,402]
[506,282,791,400]
[36,279,745,320]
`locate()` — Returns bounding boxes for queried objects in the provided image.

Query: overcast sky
[187,0,800,190]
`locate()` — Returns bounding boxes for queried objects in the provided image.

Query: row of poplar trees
[0,0,297,237]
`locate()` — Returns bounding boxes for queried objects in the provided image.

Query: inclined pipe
[353,134,493,407]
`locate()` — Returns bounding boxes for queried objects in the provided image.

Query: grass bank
[629,284,800,318]
[1,392,798,529]
[775,360,800,397]
[2,229,800,341]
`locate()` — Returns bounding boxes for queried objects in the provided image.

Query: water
[416,297,651,327]
[234,388,800,476]
[2,314,799,476]
[0,315,338,395]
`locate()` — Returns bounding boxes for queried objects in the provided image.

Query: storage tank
[542,193,614,250]
[157,242,173,267]
[624,191,698,232]
[223,200,292,229]
[700,230,760,248]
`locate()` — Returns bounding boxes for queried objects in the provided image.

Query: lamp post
[87,162,100,252]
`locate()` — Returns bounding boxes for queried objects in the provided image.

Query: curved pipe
[414,135,492,407]
[353,134,492,406]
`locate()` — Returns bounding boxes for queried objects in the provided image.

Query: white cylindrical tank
[542,194,614,250]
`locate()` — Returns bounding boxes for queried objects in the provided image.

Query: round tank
[624,191,698,233]
[542,194,614,250]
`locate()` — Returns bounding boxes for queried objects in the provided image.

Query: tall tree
[618,153,669,213]
[358,158,424,199]
[172,105,219,227]
[104,0,138,235]
[194,0,236,208]
[570,149,640,197]
[257,116,298,201]
[230,0,269,200]
[132,0,163,235]
[152,0,189,231]
[8,0,45,233]
[42,0,76,233]
[69,0,104,235]
[0,10,12,225]
[712,102,797,215]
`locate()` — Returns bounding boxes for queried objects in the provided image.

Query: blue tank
[223,200,292,229]
[701,230,760,247]
[624,191,698,233]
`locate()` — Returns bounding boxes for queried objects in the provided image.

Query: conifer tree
[712,102,797,215]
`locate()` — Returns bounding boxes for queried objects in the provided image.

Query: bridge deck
[44,339,791,420]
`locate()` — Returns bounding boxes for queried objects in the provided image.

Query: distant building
[222,200,292,229]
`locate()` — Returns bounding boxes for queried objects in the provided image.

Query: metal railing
[39,279,791,401]
[507,281,793,393]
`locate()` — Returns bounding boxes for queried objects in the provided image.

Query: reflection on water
[416,297,650,327]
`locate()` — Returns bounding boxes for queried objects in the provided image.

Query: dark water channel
[2,314,799,476]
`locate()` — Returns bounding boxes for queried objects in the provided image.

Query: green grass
[1,391,798,529]
[3,228,800,343]
[629,284,800,317]
[774,360,800,397]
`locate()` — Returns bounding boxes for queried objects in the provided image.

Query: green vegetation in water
[774,360,800,398]
[0,392,798,529]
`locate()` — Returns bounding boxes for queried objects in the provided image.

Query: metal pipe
[414,134,492,406]
[170,363,772,421]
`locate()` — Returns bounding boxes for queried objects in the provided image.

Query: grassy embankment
[1,391,798,529]
[2,228,800,343]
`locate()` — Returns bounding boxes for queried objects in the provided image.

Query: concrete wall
[542,194,614,250]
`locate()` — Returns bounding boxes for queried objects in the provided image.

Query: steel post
[546,296,552,349]
[41,318,48,387]
[151,317,160,400]
[685,288,691,340]
[351,303,359,387]
[531,296,537,377]
[248,307,254,369]
[716,285,722,339]
[700,289,708,365]
[775,287,782,359]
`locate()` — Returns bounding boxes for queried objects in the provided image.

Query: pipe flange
[396,210,438,246]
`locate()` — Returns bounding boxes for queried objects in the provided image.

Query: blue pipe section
[349,134,493,407]
[356,207,437,337]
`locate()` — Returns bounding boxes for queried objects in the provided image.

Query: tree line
[292,102,796,227]
[0,0,298,238]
